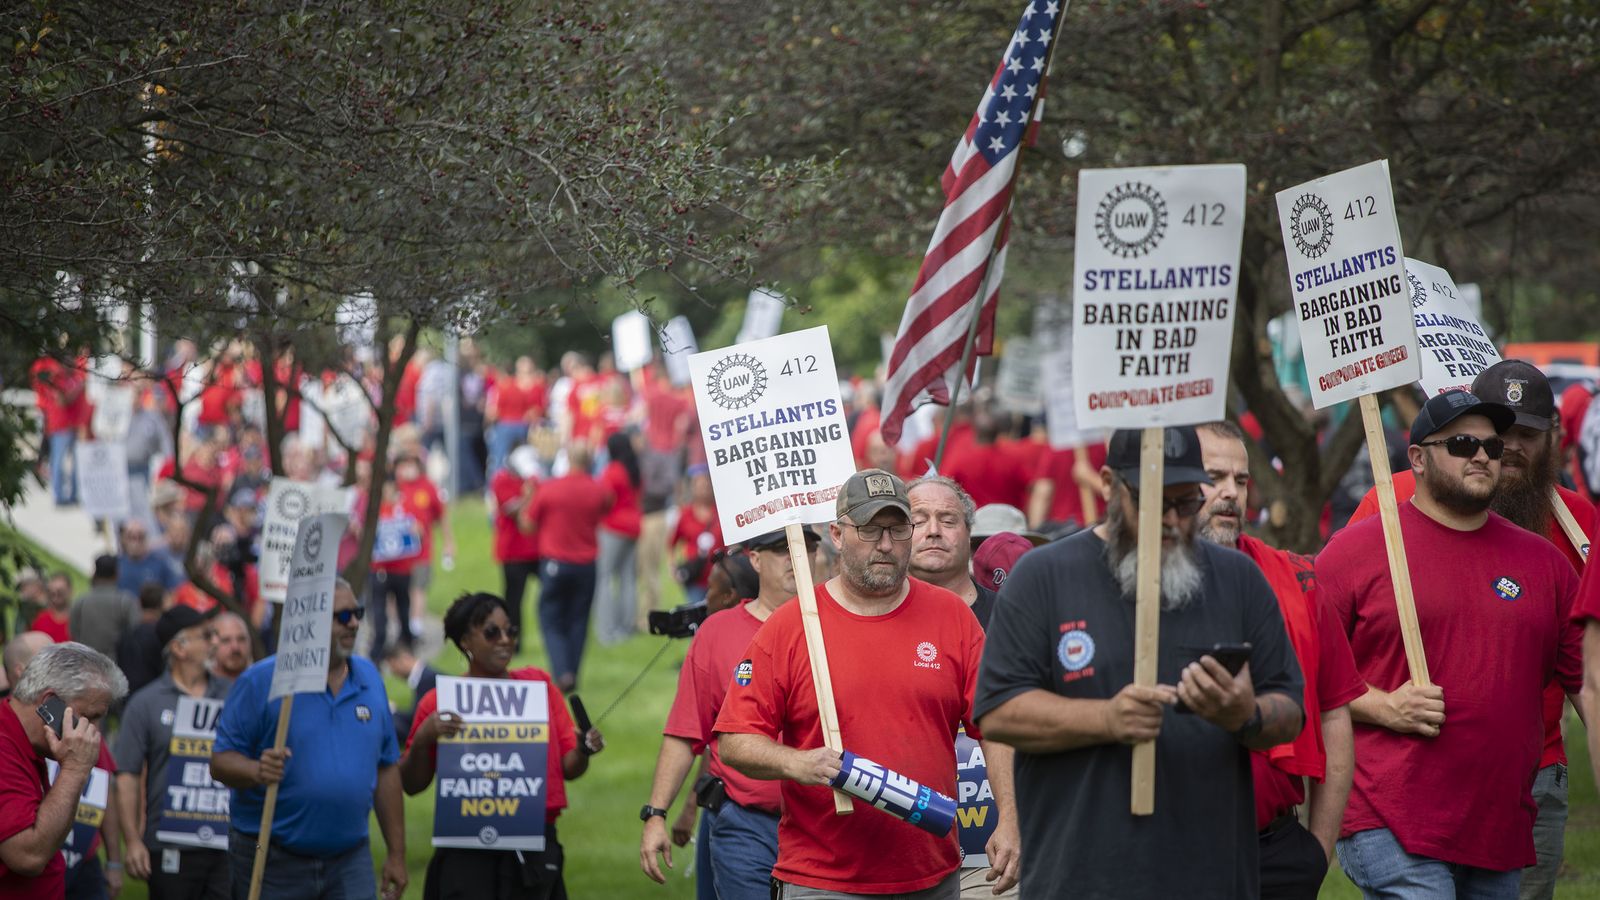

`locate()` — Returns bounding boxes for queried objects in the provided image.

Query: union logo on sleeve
[1057,629,1095,673]
[735,660,753,687]
[1492,577,1522,602]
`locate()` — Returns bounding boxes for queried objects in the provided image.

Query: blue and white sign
[157,697,230,849]
[955,729,997,868]
[830,750,957,837]
[433,676,551,852]
[47,760,110,869]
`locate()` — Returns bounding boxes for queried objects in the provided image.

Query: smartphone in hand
[1175,642,1252,714]
[36,695,68,738]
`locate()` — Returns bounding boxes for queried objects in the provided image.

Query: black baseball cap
[1408,390,1517,446]
[743,526,821,552]
[836,468,912,524]
[1472,360,1555,431]
[157,605,216,652]
[1105,426,1210,487]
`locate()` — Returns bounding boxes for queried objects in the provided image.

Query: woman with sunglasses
[400,592,604,899]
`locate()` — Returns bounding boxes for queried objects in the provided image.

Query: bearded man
[974,425,1304,900]
[1347,361,1592,900]
[1320,391,1583,898]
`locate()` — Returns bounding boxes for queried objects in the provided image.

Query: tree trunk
[340,313,420,590]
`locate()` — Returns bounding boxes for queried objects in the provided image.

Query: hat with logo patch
[1408,389,1516,446]
[1106,426,1210,487]
[836,468,911,524]
[1471,360,1555,431]
[973,532,1034,592]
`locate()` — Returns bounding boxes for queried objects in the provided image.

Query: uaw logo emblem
[706,353,768,410]
[914,641,940,670]
[1095,181,1167,259]
[1407,271,1428,310]
[1057,629,1095,672]
[304,521,324,561]
[1288,192,1334,259]
[1505,379,1526,405]
[865,473,896,497]
[277,486,308,520]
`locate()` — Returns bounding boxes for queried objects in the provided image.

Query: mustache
[1207,501,1241,518]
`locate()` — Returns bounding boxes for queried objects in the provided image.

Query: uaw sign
[157,697,230,849]
[1404,258,1501,396]
[688,326,857,544]
[433,676,550,851]
[260,478,350,604]
[955,729,997,868]
[47,760,111,869]
[1276,160,1420,408]
[75,440,130,522]
[1072,165,1246,428]
[269,512,344,700]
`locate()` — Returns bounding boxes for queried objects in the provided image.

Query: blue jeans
[487,421,527,479]
[709,801,780,900]
[1337,827,1520,900]
[538,561,596,689]
[1520,763,1568,900]
[228,829,376,900]
[49,429,77,505]
[695,809,716,900]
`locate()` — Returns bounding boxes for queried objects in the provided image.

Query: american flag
[879,0,1063,445]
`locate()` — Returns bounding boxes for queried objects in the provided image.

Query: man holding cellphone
[0,642,129,899]
[974,426,1304,900]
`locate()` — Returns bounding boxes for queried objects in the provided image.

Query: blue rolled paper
[829,750,957,837]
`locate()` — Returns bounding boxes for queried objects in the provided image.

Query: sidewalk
[5,480,108,574]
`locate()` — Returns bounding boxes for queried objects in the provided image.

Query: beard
[1197,500,1242,547]
[1491,435,1559,534]
[1420,459,1495,516]
[843,547,910,595]
[1104,496,1205,611]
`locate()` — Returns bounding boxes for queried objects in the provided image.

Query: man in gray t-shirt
[69,556,141,659]
[112,606,232,898]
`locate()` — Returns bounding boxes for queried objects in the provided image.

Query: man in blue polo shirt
[210,579,407,900]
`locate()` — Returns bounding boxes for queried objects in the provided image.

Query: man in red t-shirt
[0,642,126,899]
[1026,441,1108,531]
[1196,422,1364,900]
[640,527,820,900]
[526,444,614,693]
[1319,391,1583,896]
[716,469,986,898]
[1348,362,1592,900]
[941,412,1030,509]
[31,357,89,507]
[491,447,542,647]
[394,452,454,642]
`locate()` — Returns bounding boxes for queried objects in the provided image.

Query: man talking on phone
[0,642,129,898]
[974,426,1303,900]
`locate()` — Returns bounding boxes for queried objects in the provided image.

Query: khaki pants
[635,510,670,630]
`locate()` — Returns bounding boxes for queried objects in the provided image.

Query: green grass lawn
[102,499,1600,897]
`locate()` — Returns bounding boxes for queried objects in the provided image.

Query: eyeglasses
[332,607,366,626]
[482,624,521,642]
[1418,434,1505,460]
[1125,485,1207,518]
[846,522,914,543]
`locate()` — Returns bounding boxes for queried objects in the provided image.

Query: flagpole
[930,2,1068,472]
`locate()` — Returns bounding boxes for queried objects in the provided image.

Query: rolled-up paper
[829,750,956,837]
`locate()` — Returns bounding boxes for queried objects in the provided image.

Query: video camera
[647,602,709,639]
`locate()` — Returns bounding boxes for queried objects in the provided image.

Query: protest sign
[269,512,343,701]
[323,375,371,451]
[1275,160,1419,409]
[688,326,856,545]
[830,751,956,836]
[75,440,130,521]
[689,324,857,812]
[736,288,787,343]
[46,760,111,869]
[1072,164,1246,429]
[372,510,423,564]
[955,729,996,868]
[612,310,654,373]
[660,315,698,387]
[1278,160,1428,687]
[994,337,1045,416]
[156,697,230,850]
[260,479,351,604]
[90,384,134,441]
[1405,258,1501,396]
[432,676,551,851]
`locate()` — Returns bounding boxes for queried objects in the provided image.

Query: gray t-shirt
[68,584,141,659]
[112,671,234,849]
[973,529,1303,900]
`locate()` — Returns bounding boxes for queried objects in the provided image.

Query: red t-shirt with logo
[407,667,578,822]
[714,579,985,893]
[1318,504,1583,871]
[1350,470,1593,768]
[397,476,445,562]
[0,701,66,897]
[663,603,781,812]
[528,474,612,564]
[490,469,539,564]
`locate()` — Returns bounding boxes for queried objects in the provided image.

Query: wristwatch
[1232,702,1264,741]
[640,804,669,822]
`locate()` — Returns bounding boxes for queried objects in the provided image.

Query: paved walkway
[6,480,108,574]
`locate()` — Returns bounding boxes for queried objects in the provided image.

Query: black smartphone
[1174,643,1253,714]
[36,695,68,738]
[569,695,593,735]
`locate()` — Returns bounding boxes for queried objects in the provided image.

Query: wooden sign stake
[247,695,295,900]
[1130,427,1164,816]
[1551,487,1590,562]
[1358,394,1431,685]
[787,522,853,814]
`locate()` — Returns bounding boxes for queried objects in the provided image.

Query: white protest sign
[269,512,345,700]
[1405,258,1502,396]
[433,676,551,851]
[75,441,130,521]
[91,385,135,441]
[736,288,787,344]
[1044,339,1101,449]
[324,375,371,450]
[1072,164,1246,428]
[688,326,856,544]
[611,310,654,373]
[995,337,1045,416]
[660,316,698,387]
[260,478,352,604]
[1275,160,1420,408]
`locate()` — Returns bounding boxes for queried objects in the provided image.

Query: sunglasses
[1125,485,1207,518]
[482,624,521,642]
[332,607,366,626]
[1418,434,1505,460]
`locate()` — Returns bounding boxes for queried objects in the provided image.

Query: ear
[1098,467,1116,503]
[829,522,845,551]
[1407,444,1425,476]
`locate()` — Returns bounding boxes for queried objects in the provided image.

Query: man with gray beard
[974,425,1304,900]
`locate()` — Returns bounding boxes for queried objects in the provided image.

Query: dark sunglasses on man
[332,607,367,626]
[1417,434,1505,460]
